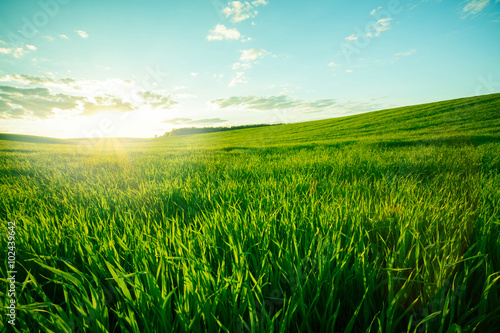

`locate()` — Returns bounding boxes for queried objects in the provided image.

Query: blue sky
[0,0,499,138]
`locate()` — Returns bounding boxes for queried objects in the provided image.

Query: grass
[1,93,499,332]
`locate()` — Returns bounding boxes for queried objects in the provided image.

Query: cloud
[138,91,178,109]
[345,69,353,73]
[59,34,69,39]
[162,118,191,125]
[0,84,140,119]
[222,0,268,23]
[0,74,139,99]
[0,85,84,119]
[370,18,393,37]
[239,48,268,62]
[229,72,248,86]
[81,96,135,116]
[75,30,89,38]
[392,49,417,63]
[0,73,178,119]
[211,95,338,113]
[395,49,417,57]
[345,34,358,41]
[462,0,491,17]
[207,24,241,41]
[212,95,391,118]
[343,17,393,43]
[230,49,269,84]
[370,6,383,15]
[232,62,252,70]
[328,62,337,67]
[0,40,36,58]
[0,73,76,86]
[163,118,227,125]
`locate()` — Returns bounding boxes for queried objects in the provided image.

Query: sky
[0,0,499,139]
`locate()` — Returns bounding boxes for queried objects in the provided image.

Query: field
[1,93,500,332]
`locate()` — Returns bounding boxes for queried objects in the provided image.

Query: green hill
[157,93,500,149]
[0,133,75,145]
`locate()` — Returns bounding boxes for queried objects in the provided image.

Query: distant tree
[163,124,280,137]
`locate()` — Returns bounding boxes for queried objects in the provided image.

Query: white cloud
[462,0,491,17]
[212,95,390,119]
[0,41,36,58]
[223,1,254,23]
[59,34,69,39]
[137,91,177,110]
[328,62,337,67]
[392,49,417,63]
[230,49,269,82]
[232,62,253,70]
[75,30,89,38]
[207,24,242,41]
[369,18,393,37]
[0,74,129,96]
[211,95,338,113]
[0,73,180,113]
[0,82,172,120]
[239,48,267,62]
[345,69,353,73]
[229,72,248,86]
[223,0,268,23]
[395,49,417,57]
[347,16,393,41]
[345,34,358,41]
[190,72,198,77]
[370,6,382,15]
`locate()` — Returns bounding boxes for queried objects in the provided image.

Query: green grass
[1,93,499,332]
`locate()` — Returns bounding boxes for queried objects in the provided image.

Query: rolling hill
[155,93,500,150]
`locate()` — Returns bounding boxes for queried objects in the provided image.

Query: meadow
[1,93,499,332]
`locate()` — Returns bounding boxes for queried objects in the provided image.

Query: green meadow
[1,93,500,332]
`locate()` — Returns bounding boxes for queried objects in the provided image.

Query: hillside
[157,93,500,149]
[0,133,75,145]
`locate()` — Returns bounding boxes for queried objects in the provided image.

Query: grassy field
[1,93,500,332]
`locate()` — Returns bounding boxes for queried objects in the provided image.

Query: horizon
[1,0,500,139]
[1,92,497,140]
